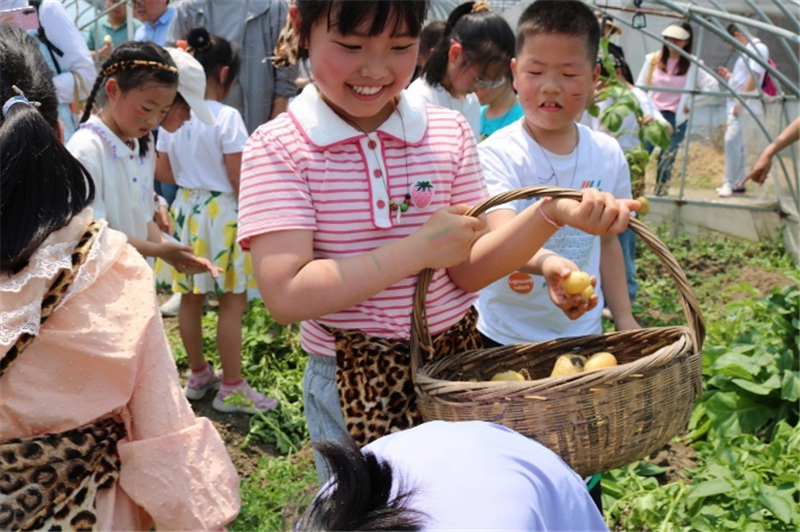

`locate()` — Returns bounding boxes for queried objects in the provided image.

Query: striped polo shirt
[238,85,488,357]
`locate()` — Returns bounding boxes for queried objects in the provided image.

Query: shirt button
[376,200,386,209]
[373,169,382,178]
[367,140,377,150]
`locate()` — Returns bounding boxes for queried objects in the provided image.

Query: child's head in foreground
[290,0,428,131]
[513,0,600,137]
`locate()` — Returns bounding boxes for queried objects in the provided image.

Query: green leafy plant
[589,38,671,195]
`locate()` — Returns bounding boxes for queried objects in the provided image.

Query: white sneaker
[716,184,733,197]
[159,292,181,317]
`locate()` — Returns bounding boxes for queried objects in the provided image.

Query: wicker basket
[410,186,705,477]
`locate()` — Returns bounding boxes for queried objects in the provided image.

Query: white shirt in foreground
[363,420,609,531]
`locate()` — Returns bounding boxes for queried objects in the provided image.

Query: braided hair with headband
[1,24,94,274]
[81,41,179,156]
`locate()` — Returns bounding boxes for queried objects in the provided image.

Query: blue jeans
[155,181,179,206]
[648,110,687,194]
[618,227,638,302]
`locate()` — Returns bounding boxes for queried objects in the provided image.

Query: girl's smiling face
[513,32,598,139]
[302,9,419,132]
[103,79,176,141]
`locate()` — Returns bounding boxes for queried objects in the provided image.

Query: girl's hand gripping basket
[410,186,705,477]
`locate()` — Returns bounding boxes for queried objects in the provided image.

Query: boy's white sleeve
[219,108,249,154]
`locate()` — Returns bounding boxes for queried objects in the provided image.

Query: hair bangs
[326,0,426,38]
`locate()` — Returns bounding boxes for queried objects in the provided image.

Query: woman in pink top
[635,22,717,196]
[0,25,239,531]
[239,0,638,483]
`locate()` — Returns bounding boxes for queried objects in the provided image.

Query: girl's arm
[128,222,221,277]
[484,209,597,320]
[155,151,176,184]
[447,189,636,293]
[248,205,485,325]
[223,152,242,196]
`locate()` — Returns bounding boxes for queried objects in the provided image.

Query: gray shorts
[303,353,350,484]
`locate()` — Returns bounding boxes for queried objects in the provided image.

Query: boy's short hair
[726,23,740,36]
[516,0,600,61]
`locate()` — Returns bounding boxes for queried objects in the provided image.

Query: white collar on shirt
[288,84,427,148]
[80,115,142,161]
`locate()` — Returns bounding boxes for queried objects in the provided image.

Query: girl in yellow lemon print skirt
[154,28,277,414]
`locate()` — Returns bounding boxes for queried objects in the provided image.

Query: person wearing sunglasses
[407,0,515,141]
[474,67,523,142]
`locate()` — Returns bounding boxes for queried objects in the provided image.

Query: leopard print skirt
[0,417,126,531]
[329,308,481,447]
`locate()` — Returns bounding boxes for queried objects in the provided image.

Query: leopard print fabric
[0,418,126,531]
[0,220,126,531]
[0,221,101,379]
[330,308,481,447]
[272,12,298,68]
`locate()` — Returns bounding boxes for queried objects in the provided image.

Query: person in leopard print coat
[0,24,239,531]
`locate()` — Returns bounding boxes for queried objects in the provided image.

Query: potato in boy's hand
[545,188,639,235]
[542,255,598,320]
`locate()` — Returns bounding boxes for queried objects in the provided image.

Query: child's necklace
[339,99,413,225]
[524,121,580,190]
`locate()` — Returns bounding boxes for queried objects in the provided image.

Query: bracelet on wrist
[538,197,563,229]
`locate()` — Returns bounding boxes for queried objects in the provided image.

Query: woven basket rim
[416,326,699,403]
[410,186,706,380]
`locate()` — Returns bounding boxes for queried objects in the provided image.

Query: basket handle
[410,186,706,376]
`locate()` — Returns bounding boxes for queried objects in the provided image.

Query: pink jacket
[0,209,240,530]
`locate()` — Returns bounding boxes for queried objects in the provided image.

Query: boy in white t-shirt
[475,1,639,506]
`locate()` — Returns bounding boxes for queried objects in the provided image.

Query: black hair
[80,40,178,157]
[516,0,600,61]
[420,19,445,55]
[0,24,95,274]
[726,23,741,36]
[422,2,515,87]
[295,0,428,61]
[187,27,240,93]
[295,440,427,531]
[602,43,634,85]
[658,21,693,77]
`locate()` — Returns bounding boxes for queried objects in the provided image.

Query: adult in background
[133,0,174,46]
[0,0,96,143]
[635,22,717,196]
[86,0,141,63]
[715,23,770,197]
[167,0,297,134]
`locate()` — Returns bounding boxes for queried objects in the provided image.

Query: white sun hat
[661,24,691,41]
[165,47,214,124]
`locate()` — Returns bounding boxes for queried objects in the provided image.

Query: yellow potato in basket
[490,370,527,382]
[550,354,587,377]
[584,352,617,372]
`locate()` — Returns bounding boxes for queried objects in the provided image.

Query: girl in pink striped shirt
[238,0,639,483]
